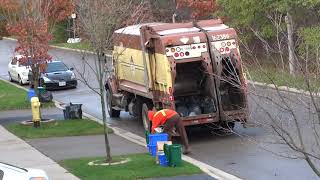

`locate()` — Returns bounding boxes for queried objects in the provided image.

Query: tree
[216,0,320,176]
[176,0,216,21]
[0,0,74,95]
[217,0,320,74]
[76,0,148,162]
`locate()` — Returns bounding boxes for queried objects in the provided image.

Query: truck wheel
[106,89,120,117]
[142,103,151,132]
[221,121,235,130]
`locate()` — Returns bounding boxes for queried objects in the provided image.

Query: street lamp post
[71,13,76,40]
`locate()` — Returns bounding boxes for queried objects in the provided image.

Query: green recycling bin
[145,131,150,144]
[164,143,171,162]
[38,87,46,95]
[165,144,182,167]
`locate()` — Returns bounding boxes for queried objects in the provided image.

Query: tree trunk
[98,51,112,163]
[316,47,320,75]
[305,45,309,74]
[32,64,40,96]
[286,11,295,75]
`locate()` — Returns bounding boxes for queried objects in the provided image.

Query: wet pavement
[1,39,319,180]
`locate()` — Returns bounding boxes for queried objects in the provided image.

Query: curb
[3,37,112,58]
[248,80,320,97]
[0,78,242,180]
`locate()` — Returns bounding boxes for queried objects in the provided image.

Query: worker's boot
[183,146,191,155]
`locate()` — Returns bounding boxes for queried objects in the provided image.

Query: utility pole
[172,0,177,23]
[286,11,295,75]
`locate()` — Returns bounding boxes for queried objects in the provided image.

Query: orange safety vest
[150,109,178,133]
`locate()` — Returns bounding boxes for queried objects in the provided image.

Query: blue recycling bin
[158,153,169,166]
[149,144,157,157]
[148,133,168,146]
[27,89,36,102]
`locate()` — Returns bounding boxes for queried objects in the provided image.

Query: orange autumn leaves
[177,0,216,20]
[0,0,74,66]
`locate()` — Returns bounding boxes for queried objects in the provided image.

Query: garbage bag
[176,105,189,117]
[188,105,202,116]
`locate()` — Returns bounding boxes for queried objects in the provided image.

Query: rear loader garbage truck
[105,19,249,132]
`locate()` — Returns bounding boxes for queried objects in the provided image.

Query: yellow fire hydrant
[31,97,41,127]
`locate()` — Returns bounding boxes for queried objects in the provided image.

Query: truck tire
[106,89,120,118]
[142,103,152,132]
[221,121,235,130]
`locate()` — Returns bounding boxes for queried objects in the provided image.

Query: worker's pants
[163,115,189,149]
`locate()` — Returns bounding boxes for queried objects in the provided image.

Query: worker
[148,109,191,154]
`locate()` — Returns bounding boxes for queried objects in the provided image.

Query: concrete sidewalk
[28,134,148,161]
[0,125,79,180]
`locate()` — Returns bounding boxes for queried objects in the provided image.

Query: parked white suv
[8,55,31,85]
[0,162,49,180]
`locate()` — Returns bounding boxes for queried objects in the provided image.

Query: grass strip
[0,79,54,110]
[246,65,320,92]
[5,119,112,139]
[60,153,202,180]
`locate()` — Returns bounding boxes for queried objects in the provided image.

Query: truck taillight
[166,43,207,60]
[212,39,237,55]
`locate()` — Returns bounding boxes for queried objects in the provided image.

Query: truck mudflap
[181,110,247,127]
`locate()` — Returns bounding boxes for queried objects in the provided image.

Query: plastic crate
[158,153,168,167]
[148,133,168,146]
[63,103,83,119]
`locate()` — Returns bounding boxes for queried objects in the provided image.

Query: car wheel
[18,75,23,85]
[8,72,13,82]
[142,103,152,133]
[106,89,120,118]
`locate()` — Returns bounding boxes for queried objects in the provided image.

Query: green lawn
[0,79,54,110]
[60,153,202,180]
[246,64,320,92]
[5,119,113,139]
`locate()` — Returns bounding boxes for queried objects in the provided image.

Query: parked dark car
[29,60,77,90]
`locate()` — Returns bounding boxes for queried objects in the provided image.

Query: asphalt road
[1,39,319,180]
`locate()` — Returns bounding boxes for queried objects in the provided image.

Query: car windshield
[46,62,68,72]
[0,162,28,172]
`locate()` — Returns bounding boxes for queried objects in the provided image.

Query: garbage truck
[105,19,248,132]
